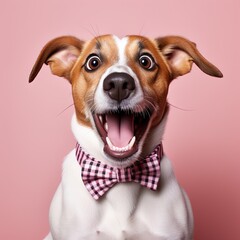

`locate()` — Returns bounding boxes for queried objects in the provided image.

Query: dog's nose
[103,73,135,102]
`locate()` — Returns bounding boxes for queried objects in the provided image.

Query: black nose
[103,72,135,102]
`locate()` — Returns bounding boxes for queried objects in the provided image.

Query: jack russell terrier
[29,35,223,240]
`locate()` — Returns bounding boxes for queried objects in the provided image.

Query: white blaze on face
[91,35,146,161]
[94,35,143,113]
[113,35,128,65]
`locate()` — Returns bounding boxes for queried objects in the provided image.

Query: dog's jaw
[71,109,168,168]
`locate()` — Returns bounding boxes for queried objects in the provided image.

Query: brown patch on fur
[29,36,84,82]
[155,36,223,78]
[125,35,171,128]
[29,34,222,135]
[71,35,119,127]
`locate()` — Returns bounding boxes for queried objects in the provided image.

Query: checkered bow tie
[75,143,163,200]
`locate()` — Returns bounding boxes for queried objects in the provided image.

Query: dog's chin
[92,106,156,166]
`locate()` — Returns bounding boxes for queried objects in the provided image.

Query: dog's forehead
[86,35,156,60]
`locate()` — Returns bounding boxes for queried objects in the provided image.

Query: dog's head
[29,35,222,167]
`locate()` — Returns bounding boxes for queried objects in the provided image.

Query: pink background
[1,0,239,239]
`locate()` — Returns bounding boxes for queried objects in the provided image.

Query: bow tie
[75,143,163,200]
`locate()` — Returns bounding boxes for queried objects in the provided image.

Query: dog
[29,34,223,240]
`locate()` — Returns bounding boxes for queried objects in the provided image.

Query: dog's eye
[85,55,102,71]
[139,54,155,70]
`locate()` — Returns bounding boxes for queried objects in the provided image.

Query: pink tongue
[106,114,134,148]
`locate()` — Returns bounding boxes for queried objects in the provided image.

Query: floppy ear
[155,36,223,79]
[29,36,84,83]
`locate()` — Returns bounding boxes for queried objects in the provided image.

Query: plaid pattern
[75,143,163,200]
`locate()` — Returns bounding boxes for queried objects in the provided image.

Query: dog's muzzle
[92,72,155,161]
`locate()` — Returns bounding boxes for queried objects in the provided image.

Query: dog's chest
[56,151,189,240]
[94,184,148,238]
[64,183,162,239]
[61,181,184,240]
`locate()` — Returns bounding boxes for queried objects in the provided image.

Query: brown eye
[139,54,155,70]
[85,55,101,71]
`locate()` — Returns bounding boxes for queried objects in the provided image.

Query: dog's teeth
[99,115,103,123]
[121,146,126,152]
[104,123,108,131]
[128,136,136,149]
[122,146,126,152]
[106,137,114,150]
[106,136,136,152]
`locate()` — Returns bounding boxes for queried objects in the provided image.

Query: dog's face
[29,34,222,166]
[71,35,171,161]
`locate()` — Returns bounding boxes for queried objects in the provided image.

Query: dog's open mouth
[93,107,155,159]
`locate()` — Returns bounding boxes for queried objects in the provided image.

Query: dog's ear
[155,36,223,79]
[29,36,84,83]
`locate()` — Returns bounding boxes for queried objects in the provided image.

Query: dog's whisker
[81,25,101,48]
[138,24,145,36]
[88,102,98,113]
[57,103,74,116]
[145,99,158,112]
[85,96,98,112]
[135,104,143,114]
[168,102,194,111]
[95,24,101,37]
[146,109,152,119]
[90,24,99,38]
[80,25,98,39]
[89,24,102,48]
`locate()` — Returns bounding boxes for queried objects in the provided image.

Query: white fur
[94,36,143,114]
[92,36,147,167]
[44,36,194,240]
[113,36,128,65]
[45,115,193,240]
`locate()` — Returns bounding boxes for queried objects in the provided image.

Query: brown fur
[126,36,171,127]
[71,35,120,127]
[29,35,223,131]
